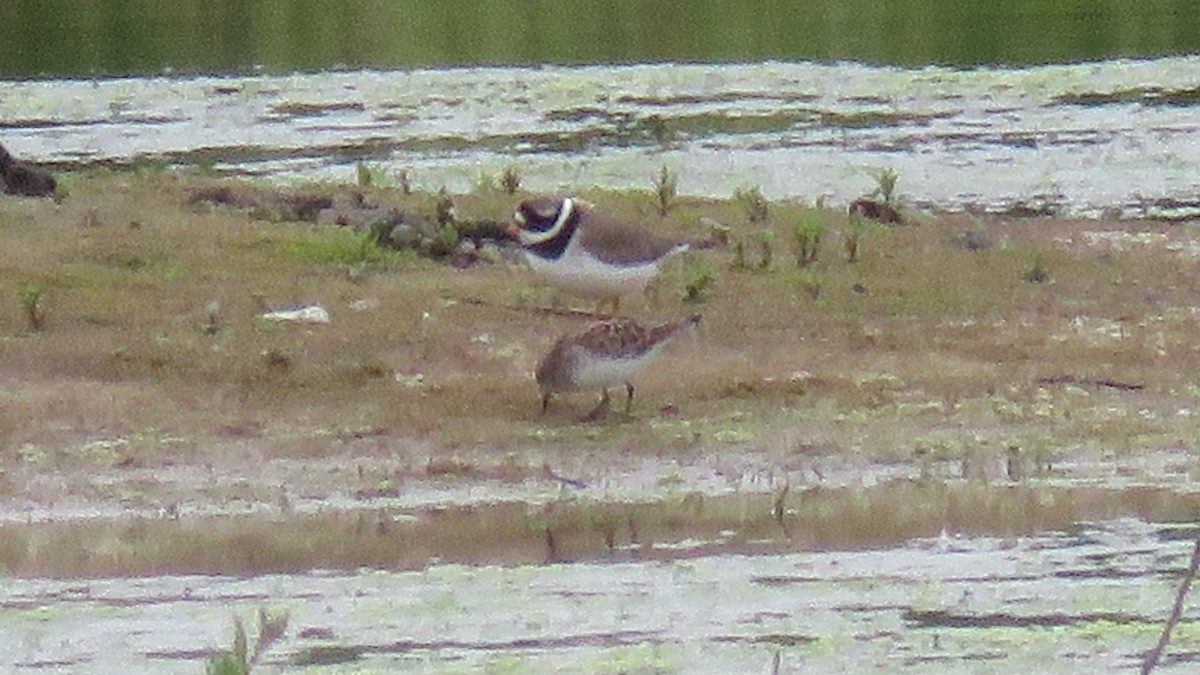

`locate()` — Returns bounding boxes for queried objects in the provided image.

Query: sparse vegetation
[284,228,409,269]
[844,212,873,263]
[436,187,455,224]
[728,229,773,271]
[641,114,672,146]
[206,608,289,675]
[734,185,769,223]
[501,165,521,194]
[355,161,372,188]
[872,166,899,204]
[730,237,749,270]
[1023,255,1050,283]
[474,170,496,193]
[793,213,824,267]
[755,229,774,270]
[19,282,45,331]
[354,161,400,189]
[652,165,678,217]
[788,267,823,300]
[396,168,412,194]
[683,258,716,302]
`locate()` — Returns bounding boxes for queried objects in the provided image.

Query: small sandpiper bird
[508,195,704,314]
[536,314,701,420]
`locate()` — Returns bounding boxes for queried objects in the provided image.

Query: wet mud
[4,518,1198,673]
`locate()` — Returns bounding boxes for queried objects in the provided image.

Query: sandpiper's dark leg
[540,392,552,414]
[582,389,612,422]
[624,382,635,414]
[595,297,618,318]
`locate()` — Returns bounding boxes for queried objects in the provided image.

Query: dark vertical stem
[1143,538,1200,674]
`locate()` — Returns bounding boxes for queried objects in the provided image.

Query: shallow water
[4,0,1196,77]
[4,56,1200,217]
[4,518,1197,673]
[3,447,1200,672]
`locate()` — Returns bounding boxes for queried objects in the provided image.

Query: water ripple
[3,56,1200,217]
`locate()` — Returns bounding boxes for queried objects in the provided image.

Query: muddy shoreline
[4,166,1200,671]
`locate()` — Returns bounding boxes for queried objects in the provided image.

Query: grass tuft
[734,185,769,223]
[284,229,410,269]
[501,166,521,194]
[355,161,372,188]
[396,168,413,194]
[755,229,774,270]
[19,282,46,332]
[787,267,823,300]
[1023,255,1050,283]
[683,259,716,302]
[652,165,678,217]
[872,167,899,204]
[206,608,290,675]
[844,212,876,263]
[793,213,824,267]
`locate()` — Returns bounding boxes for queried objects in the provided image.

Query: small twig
[1037,374,1144,391]
[1143,538,1200,674]
[544,527,561,564]
[542,463,587,489]
[458,296,614,321]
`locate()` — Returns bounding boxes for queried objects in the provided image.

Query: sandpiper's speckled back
[535,314,701,399]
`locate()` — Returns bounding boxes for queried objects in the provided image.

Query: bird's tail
[649,314,702,345]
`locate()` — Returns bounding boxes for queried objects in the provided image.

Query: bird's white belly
[525,244,659,299]
[572,354,647,388]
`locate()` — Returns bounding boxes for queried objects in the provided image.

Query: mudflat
[1,169,1198,577]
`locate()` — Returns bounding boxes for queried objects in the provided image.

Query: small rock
[259,305,331,324]
[848,198,903,224]
[0,141,57,198]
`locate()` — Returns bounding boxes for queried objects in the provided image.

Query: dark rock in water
[0,141,57,198]
[848,198,903,224]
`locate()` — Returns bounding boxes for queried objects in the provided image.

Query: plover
[509,195,704,313]
[535,314,701,419]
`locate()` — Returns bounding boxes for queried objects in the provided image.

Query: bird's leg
[644,279,662,310]
[540,392,552,415]
[581,389,612,422]
[590,297,618,319]
[595,296,618,318]
[623,381,635,415]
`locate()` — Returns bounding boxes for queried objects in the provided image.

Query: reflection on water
[1,0,1199,78]
[1,518,1190,673]
[4,56,1200,216]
